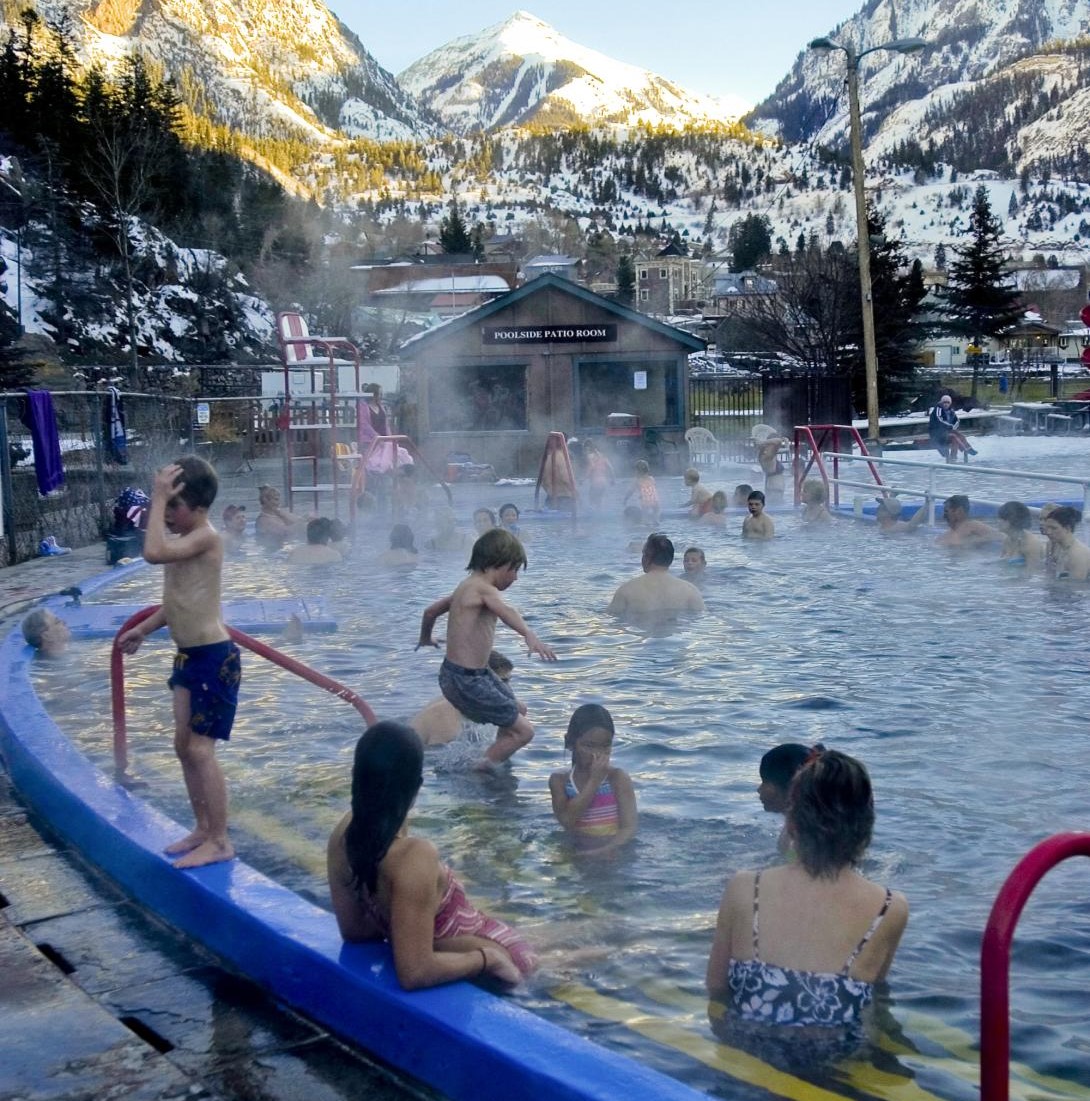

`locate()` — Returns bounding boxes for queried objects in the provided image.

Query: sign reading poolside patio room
[483,324,617,345]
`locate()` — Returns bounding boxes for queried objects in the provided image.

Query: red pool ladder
[980,832,1090,1101]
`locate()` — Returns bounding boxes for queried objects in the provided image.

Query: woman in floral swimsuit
[706,749,908,1047]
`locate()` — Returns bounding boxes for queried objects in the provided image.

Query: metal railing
[981,833,1090,1101]
[110,606,376,775]
[813,450,1090,524]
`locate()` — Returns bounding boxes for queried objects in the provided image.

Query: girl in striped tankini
[549,704,637,854]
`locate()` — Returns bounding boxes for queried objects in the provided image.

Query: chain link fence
[1,390,194,564]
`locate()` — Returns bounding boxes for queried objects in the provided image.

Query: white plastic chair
[685,426,720,468]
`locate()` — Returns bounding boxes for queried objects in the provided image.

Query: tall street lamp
[809,35,926,448]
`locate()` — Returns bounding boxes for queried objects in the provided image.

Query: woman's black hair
[787,749,874,879]
[564,703,615,751]
[344,722,424,895]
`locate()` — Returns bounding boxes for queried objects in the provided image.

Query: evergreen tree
[615,254,635,306]
[939,184,1023,396]
[727,212,771,270]
[934,242,947,271]
[438,198,472,254]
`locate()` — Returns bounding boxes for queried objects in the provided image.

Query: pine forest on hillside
[1,2,1089,387]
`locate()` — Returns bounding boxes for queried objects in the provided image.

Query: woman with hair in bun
[707,749,907,1042]
[327,721,536,990]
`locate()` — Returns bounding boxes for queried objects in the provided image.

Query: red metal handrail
[792,424,885,507]
[111,606,376,774]
[980,832,1090,1101]
[350,433,452,527]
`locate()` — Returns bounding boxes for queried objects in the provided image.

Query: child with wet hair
[684,468,713,516]
[800,480,832,524]
[759,743,821,856]
[417,528,556,765]
[549,703,637,854]
[379,523,418,568]
[731,484,754,508]
[700,490,728,526]
[742,490,775,540]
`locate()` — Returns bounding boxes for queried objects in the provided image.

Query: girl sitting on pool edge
[327,722,536,989]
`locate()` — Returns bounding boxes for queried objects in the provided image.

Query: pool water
[42,475,1090,1100]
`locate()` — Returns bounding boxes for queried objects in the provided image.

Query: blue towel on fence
[22,389,65,495]
[106,386,128,464]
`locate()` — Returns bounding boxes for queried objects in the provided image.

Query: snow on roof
[523,255,579,267]
[373,275,510,295]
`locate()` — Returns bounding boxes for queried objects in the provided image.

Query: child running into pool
[549,703,637,854]
[416,528,556,765]
[117,457,241,869]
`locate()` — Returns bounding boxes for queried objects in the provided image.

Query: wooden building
[398,273,704,474]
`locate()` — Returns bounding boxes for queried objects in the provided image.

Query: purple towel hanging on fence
[22,389,65,495]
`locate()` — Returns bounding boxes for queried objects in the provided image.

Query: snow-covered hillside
[399,11,750,135]
[6,0,438,143]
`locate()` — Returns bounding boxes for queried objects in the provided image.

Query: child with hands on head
[549,703,637,854]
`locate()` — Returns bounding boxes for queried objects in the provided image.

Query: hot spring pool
[37,473,1090,1100]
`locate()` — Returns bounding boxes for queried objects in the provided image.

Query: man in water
[607,534,705,617]
[936,495,999,549]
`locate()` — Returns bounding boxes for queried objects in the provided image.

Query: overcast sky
[329,1,862,107]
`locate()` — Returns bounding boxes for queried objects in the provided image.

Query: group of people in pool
[43,449,1076,1063]
[322,513,907,1065]
[328,710,907,1058]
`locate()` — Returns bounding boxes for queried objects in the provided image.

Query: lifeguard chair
[275,311,362,518]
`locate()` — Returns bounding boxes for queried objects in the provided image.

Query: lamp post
[809,35,926,448]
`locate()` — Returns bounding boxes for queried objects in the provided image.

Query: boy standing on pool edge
[118,457,241,869]
[416,528,556,766]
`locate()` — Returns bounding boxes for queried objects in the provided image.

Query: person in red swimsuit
[327,722,536,989]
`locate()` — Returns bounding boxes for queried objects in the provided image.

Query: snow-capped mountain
[399,11,750,135]
[751,0,1089,153]
[7,0,437,143]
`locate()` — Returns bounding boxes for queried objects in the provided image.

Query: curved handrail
[980,832,1090,1101]
[111,607,376,774]
[792,424,883,507]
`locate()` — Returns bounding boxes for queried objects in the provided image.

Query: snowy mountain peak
[399,10,751,135]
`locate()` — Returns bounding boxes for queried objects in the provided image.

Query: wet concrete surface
[0,772,434,1101]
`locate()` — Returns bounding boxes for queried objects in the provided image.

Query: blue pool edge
[0,582,710,1101]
